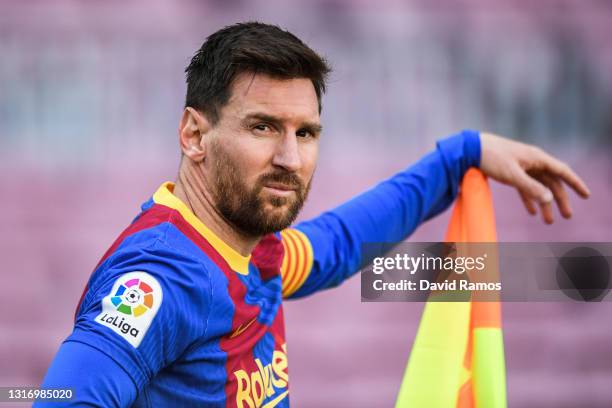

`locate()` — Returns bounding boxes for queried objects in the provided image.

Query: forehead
[225,73,320,122]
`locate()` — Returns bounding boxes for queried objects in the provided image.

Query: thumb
[513,166,553,204]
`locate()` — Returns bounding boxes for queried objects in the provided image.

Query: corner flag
[395,168,507,407]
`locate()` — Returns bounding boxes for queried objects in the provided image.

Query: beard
[209,141,312,237]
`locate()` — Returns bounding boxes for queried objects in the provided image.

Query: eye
[296,129,314,139]
[252,123,274,134]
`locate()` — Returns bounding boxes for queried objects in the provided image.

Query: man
[37,22,589,407]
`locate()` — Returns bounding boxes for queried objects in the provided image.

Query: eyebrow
[243,112,323,134]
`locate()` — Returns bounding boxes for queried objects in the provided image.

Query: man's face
[202,73,321,237]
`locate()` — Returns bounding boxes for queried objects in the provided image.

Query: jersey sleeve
[34,342,137,407]
[38,238,212,406]
[281,130,481,299]
[279,228,315,298]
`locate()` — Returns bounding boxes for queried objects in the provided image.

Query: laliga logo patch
[95,271,163,347]
[111,276,156,316]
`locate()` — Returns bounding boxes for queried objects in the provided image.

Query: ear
[179,107,210,162]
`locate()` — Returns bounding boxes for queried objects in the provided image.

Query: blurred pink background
[1,1,611,407]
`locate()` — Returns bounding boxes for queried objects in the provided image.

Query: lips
[263,182,298,192]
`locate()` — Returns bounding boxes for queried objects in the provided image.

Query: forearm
[334,129,481,232]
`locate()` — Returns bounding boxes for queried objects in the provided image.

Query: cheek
[231,140,274,182]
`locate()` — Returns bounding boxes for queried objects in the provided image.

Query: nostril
[273,150,302,171]
[272,156,301,172]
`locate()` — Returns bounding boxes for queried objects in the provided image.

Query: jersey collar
[152,182,251,275]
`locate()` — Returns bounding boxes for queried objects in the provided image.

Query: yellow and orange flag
[395,168,507,407]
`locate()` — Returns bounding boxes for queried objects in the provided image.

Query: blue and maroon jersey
[36,130,480,407]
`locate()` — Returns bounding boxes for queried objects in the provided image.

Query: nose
[272,133,301,172]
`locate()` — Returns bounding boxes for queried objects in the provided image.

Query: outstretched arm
[279,130,590,299]
[280,130,480,298]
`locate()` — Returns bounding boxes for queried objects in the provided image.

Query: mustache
[258,171,303,191]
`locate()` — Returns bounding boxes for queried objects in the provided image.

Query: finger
[518,190,537,215]
[513,164,554,205]
[536,150,591,198]
[539,200,554,224]
[539,173,572,218]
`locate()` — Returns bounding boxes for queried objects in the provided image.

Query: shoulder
[82,229,214,322]
[73,236,215,358]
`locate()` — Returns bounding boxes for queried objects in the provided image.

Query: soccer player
[36,22,590,407]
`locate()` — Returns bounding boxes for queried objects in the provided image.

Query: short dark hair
[185,22,331,124]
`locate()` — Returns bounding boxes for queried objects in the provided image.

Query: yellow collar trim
[152,182,250,275]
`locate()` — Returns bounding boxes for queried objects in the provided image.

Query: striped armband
[279,229,314,298]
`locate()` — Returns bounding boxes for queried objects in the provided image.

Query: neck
[173,158,260,257]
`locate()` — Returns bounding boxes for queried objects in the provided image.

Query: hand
[479,132,591,224]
